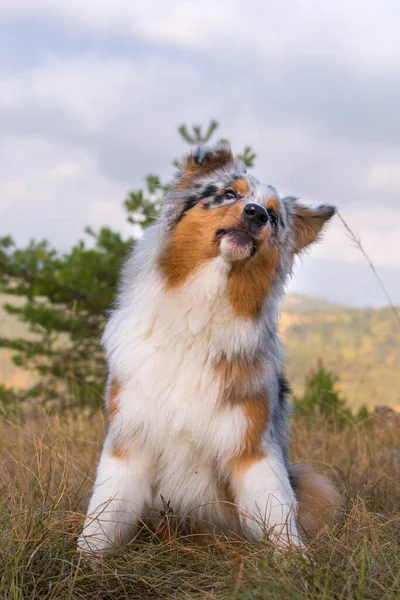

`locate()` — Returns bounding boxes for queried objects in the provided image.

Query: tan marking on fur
[107,377,121,421]
[230,394,269,480]
[267,196,281,212]
[231,452,266,482]
[289,464,341,538]
[110,437,129,459]
[178,148,234,188]
[227,241,279,318]
[242,394,269,457]
[233,178,249,196]
[293,205,334,253]
[159,200,245,288]
[214,352,265,404]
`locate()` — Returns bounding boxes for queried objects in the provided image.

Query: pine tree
[294,359,351,422]
[0,123,256,411]
[294,359,370,425]
[293,359,370,426]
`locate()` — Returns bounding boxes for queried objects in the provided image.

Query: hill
[282,293,343,313]
[280,295,400,410]
[1,293,399,410]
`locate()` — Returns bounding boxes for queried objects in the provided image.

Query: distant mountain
[282,294,344,313]
[281,300,400,410]
[1,293,399,410]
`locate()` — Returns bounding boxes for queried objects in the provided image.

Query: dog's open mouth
[216,228,257,259]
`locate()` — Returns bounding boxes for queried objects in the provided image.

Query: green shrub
[294,360,369,427]
[0,385,21,417]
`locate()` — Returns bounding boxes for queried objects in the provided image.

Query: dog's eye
[268,210,278,226]
[224,189,238,199]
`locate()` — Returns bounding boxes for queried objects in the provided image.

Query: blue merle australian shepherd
[78,143,340,555]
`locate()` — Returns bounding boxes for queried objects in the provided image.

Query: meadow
[1,409,399,599]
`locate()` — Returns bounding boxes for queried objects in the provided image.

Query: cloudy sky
[1,0,399,307]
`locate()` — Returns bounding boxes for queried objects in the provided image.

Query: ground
[1,410,399,600]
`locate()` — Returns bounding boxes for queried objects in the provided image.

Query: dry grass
[0,411,399,600]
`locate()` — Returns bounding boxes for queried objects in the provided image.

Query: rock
[373,405,400,430]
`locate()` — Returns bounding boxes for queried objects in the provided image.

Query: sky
[1,0,399,307]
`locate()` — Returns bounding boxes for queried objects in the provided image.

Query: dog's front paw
[77,531,111,556]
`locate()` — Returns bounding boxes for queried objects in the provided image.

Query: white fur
[220,235,253,261]
[77,437,151,552]
[233,445,303,548]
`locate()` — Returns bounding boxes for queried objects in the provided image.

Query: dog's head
[158,143,336,313]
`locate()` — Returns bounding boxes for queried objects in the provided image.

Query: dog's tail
[289,464,341,538]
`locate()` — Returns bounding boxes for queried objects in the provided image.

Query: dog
[78,143,339,554]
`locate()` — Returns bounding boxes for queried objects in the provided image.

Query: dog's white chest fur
[103,258,264,478]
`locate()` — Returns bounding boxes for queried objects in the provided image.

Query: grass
[0,411,399,599]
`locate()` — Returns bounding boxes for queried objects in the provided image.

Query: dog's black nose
[243,203,269,227]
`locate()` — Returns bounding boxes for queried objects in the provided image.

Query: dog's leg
[78,436,150,554]
[231,445,304,550]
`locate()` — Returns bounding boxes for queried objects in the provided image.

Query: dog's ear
[178,143,235,188]
[291,202,336,253]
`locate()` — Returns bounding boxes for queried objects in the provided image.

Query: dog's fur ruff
[78,143,340,554]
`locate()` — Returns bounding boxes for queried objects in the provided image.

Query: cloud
[306,210,400,268]
[0,136,129,248]
[2,0,400,70]
[0,59,137,132]
[287,258,400,308]
[0,0,399,305]
[369,163,400,193]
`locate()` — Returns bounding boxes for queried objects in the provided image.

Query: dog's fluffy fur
[78,143,340,554]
